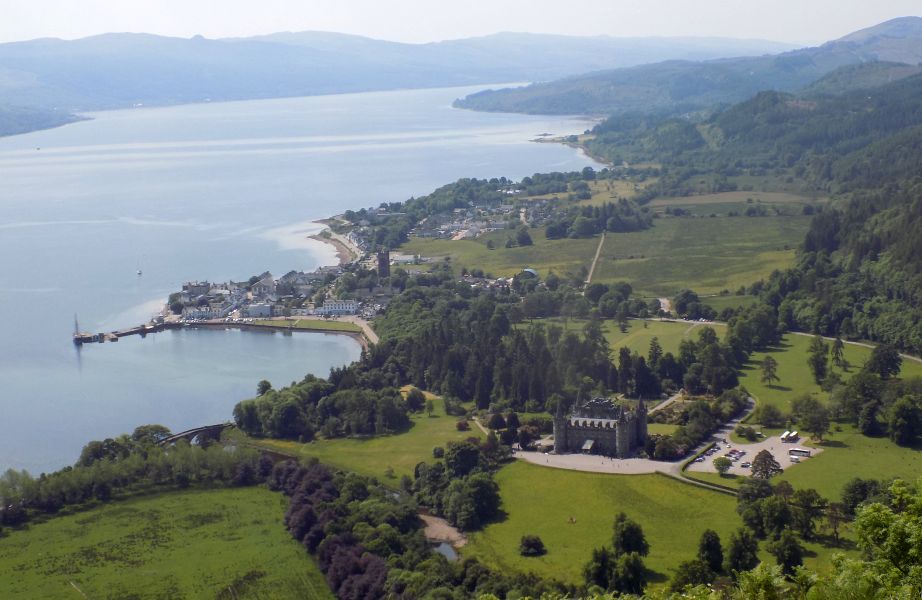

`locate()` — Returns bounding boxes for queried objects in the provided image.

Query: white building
[244,303,272,318]
[315,299,359,315]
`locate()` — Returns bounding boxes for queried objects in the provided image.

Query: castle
[553,397,648,458]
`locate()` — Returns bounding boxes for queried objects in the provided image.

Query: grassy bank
[0,486,331,600]
[252,318,362,333]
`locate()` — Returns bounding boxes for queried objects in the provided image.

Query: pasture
[401,214,810,297]
[0,487,331,600]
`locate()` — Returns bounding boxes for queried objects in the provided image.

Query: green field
[402,213,809,297]
[463,463,741,585]
[648,191,826,217]
[0,487,331,600]
[252,319,361,333]
[242,394,482,481]
[739,334,922,413]
[590,216,810,296]
[530,318,725,356]
[774,425,922,500]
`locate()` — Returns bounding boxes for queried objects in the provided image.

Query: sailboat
[137,256,143,276]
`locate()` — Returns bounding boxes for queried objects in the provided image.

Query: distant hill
[0,31,792,116]
[800,61,922,96]
[455,17,922,116]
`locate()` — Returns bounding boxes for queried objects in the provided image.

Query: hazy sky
[1,0,919,45]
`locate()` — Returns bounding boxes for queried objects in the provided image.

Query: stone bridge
[159,423,233,446]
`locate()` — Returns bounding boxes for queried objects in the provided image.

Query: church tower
[636,398,648,446]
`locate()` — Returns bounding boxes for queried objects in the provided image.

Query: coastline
[308,221,363,266]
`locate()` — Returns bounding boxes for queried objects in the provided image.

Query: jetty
[73,316,179,345]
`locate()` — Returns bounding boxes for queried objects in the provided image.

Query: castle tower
[636,398,648,446]
[553,399,567,453]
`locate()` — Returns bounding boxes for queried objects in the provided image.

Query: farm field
[590,215,810,296]
[0,487,331,600]
[702,294,759,313]
[402,213,809,297]
[647,191,826,217]
[241,394,482,482]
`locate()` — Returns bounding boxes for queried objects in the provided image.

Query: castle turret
[636,398,648,446]
[553,399,567,453]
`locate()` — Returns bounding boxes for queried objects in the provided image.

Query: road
[585,232,606,285]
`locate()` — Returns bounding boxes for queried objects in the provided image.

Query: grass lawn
[703,295,759,313]
[647,423,679,435]
[253,319,361,333]
[242,394,482,482]
[739,334,922,413]
[463,462,741,585]
[528,318,725,356]
[774,424,922,501]
[0,487,331,600]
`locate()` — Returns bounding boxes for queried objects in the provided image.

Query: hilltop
[455,16,922,116]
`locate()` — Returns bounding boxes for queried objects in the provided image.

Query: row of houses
[175,267,359,321]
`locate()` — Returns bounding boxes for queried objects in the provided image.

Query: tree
[725,527,760,576]
[519,534,546,557]
[791,488,827,539]
[760,356,780,386]
[487,413,507,430]
[831,336,845,368]
[751,450,783,480]
[444,441,481,478]
[405,388,426,412]
[425,398,434,417]
[515,226,533,247]
[714,456,733,475]
[761,496,793,540]
[612,512,649,557]
[611,552,647,595]
[648,337,664,370]
[257,379,273,396]
[767,530,804,576]
[865,343,902,379]
[583,546,613,588]
[889,396,922,446]
[757,404,785,428]
[698,529,723,573]
[807,336,829,384]
[669,559,714,592]
[824,502,847,545]
[505,411,520,430]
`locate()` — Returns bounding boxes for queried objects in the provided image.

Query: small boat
[137,269,143,276]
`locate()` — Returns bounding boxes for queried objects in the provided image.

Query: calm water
[0,85,598,473]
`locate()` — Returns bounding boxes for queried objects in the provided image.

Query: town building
[553,397,648,458]
[315,298,359,315]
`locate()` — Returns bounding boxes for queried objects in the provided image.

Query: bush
[735,425,758,441]
[519,535,546,557]
[456,420,471,431]
[433,446,445,459]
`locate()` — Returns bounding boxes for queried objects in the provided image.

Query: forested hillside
[584,71,922,354]
[0,104,82,137]
[455,17,922,116]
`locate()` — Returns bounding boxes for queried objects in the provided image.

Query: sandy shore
[309,233,353,265]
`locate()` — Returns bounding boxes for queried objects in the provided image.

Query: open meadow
[462,463,740,585]
[527,318,725,356]
[241,394,482,482]
[0,487,331,600]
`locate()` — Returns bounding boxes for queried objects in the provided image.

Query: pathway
[787,330,922,365]
[585,232,606,285]
[419,513,467,548]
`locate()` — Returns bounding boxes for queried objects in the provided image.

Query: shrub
[433,446,445,459]
[519,535,546,557]
[456,420,471,431]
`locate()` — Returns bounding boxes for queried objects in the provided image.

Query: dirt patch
[419,514,467,548]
